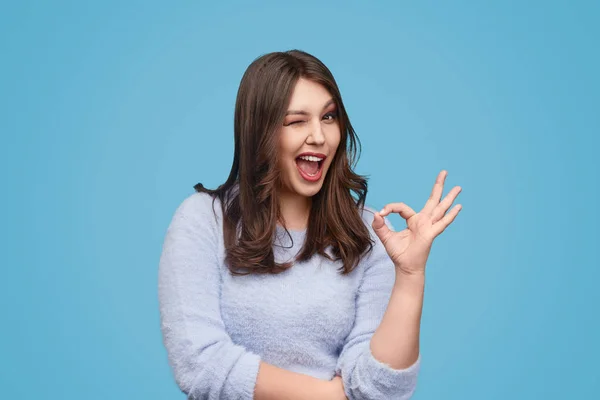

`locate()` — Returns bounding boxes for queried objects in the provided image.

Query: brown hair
[194,49,373,275]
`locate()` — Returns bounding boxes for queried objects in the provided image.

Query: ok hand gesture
[372,170,462,277]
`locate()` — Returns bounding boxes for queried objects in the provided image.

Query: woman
[158,49,462,399]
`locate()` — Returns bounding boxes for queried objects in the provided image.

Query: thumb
[372,212,393,243]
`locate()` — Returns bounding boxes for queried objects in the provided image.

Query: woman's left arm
[369,271,424,371]
[336,170,462,399]
[371,170,462,370]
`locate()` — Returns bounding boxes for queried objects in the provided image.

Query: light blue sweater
[158,192,421,399]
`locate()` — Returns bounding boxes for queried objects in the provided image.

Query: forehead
[287,78,334,109]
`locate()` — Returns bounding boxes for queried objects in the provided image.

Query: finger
[422,170,447,215]
[380,202,416,221]
[431,185,462,223]
[432,204,462,236]
[371,212,394,245]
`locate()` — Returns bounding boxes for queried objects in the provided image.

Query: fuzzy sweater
[158,191,421,399]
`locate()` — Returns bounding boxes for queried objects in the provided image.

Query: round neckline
[276,224,307,237]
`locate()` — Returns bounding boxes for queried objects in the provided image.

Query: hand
[329,375,348,400]
[372,170,462,276]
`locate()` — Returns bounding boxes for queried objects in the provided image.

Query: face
[277,78,342,199]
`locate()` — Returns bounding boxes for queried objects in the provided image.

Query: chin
[294,183,324,198]
[290,172,329,197]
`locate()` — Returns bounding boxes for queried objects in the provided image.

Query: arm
[363,170,462,398]
[335,215,421,400]
[255,362,345,400]
[370,273,424,370]
[158,193,340,400]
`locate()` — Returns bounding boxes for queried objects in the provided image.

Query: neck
[278,190,311,231]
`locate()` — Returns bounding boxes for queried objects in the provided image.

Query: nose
[306,121,325,145]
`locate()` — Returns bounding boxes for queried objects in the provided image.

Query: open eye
[323,111,338,122]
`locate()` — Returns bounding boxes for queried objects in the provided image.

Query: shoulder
[176,191,220,213]
[170,191,223,228]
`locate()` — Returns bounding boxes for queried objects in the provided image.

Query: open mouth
[295,154,325,182]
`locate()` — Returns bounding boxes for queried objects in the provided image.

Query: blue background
[2,1,598,399]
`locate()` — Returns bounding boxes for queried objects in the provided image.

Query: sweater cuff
[363,346,421,391]
[225,351,262,399]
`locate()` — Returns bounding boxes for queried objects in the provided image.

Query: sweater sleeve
[334,211,421,400]
[158,193,261,400]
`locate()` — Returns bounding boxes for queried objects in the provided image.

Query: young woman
[158,50,462,400]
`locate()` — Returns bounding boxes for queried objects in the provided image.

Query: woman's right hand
[329,375,348,400]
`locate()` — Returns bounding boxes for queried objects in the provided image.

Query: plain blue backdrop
[1,1,598,399]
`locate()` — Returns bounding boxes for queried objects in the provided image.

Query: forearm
[370,271,425,369]
[254,361,336,400]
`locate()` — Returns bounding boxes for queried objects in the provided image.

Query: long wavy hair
[194,49,374,276]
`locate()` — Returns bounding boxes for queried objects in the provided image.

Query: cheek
[328,126,342,152]
[279,130,308,156]
[278,132,299,172]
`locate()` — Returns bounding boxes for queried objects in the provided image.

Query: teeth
[298,155,324,162]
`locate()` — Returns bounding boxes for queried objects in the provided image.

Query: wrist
[394,260,427,277]
[326,376,347,400]
[394,270,425,291]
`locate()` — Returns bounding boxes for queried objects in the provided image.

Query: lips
[295,160,323,182]
[295,152,326,182]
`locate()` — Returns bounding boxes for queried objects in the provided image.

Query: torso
[217,224,364,378]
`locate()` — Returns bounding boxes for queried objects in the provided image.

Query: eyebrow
[285,98,336,116]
